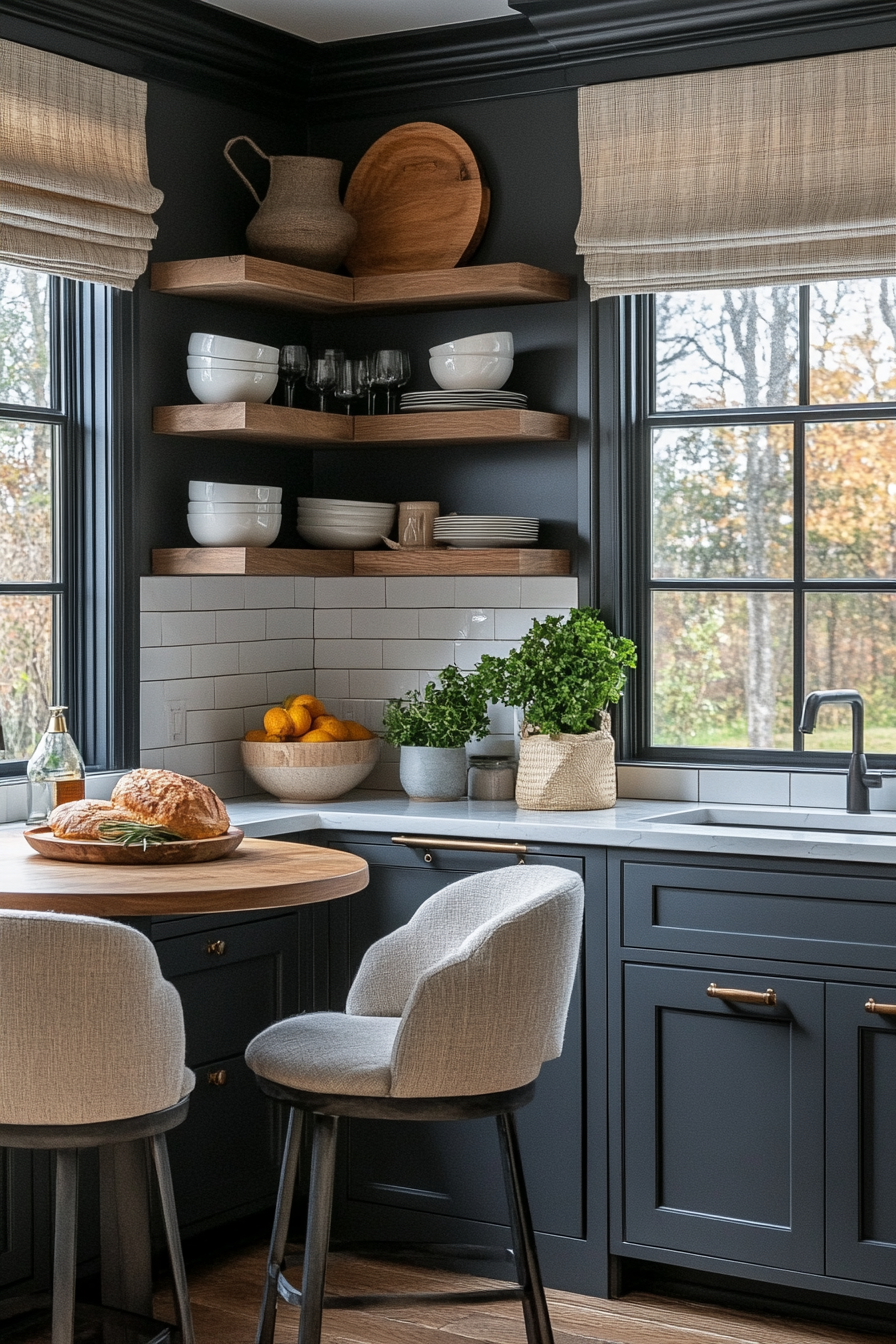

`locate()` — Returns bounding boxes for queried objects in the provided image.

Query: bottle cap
[47,706,69,733]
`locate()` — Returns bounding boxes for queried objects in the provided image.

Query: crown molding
[0,0,316,114]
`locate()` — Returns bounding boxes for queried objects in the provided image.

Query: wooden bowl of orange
[240,695,381,801]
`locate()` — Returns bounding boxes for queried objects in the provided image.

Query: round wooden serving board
[0,834,369,916]
[343,122,490,276]
[23,825,244,865]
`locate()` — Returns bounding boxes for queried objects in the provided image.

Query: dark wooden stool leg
[99,1138,154,1316]
[496,1112,554,1344]
[151,1133,195,1344]
[297,1114,339,1344]
[257,1108,303,1344]
[52,1150,78,1344]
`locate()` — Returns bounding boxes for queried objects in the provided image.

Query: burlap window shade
[0,39,163,290]
[575,48,896,302]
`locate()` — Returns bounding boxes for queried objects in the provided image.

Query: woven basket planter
[515,713,615,811]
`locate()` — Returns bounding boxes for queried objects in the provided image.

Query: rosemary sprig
[96,820,185,850]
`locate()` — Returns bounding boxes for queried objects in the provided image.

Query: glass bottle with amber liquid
[26,706,86,825]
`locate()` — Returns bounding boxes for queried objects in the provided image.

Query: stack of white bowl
[426,331,515,395]
[187,333,280,405]
[297,497,396,550]
[188,480,282,547]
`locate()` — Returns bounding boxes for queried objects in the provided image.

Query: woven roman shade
[0,39,163,289]
[576,48,896,301]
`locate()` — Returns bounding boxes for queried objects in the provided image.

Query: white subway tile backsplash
[216,609,266,643]
[519,577,578,607]
[316,639,382,669]
[789,772,845,809]
[386,577,454,608]
[316,577,384,608]
[140,645,192,682]
[215,673,268,710]
[186,708,245,744]
[267,672,310,702]
[494,608,567,640]
[353,608,419,639]
[140,576,191,611]
[191,770,246,800]
[162,610,216,646]
[340,699,387,732]
[267,608,313,639]
[364,760,402,791]
[239,639,313,674]
[419,607,493,640]
[453,640,516,670]
[140,749,165,769]
[245,576,296,609]
[315,669,351,700]
[214,739,244,774]
[616,765,700,802]
[191,643,239,678]
[455,577,520,608]
[383,639,454,670]
[140,612,162,647]
[140,681,167,749]
[243,702,271,733]
[2,783,27,823]
[294,578,315,607]
[191,577,245,610]
[486,701,516,735]
[314,608,352,638]
[162,678,215,711]
[163,743,215,776]
[698,769,790,806]
[349,669,419,699]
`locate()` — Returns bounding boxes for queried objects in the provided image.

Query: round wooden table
[0,832,369,915]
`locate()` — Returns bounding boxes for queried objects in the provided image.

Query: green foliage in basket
[382,664,491,749]
[475,607,637,736]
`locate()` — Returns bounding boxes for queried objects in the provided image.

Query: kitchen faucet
[797,689,883,814]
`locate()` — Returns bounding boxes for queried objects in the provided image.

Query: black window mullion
[792,419,806,751]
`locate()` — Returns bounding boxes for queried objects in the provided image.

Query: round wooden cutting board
[23,825,244,865]
[343,122,490,276]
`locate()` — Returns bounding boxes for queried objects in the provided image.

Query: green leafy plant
[476,607,637,736]
[382,664,491,748]
[96,820,185,850]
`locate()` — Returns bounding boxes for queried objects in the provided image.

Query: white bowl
[297,521,386,549]
[187,366,278,404]
[189,480,282,503]
[187,512,282,547]
[189,332,280,363]
[298,504,395,521]
[241,736,381,802]
[188,500,281,515]
[187,354,278,373]
[297,496,393,510]
[429,331,514,357]
[429,354,513,391]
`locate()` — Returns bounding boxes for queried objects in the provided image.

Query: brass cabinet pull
[707,982,777,1006]
[207,1069,228,1086]
[865,998,896,1015]
[206,939,226,956]
[392,836,528,856]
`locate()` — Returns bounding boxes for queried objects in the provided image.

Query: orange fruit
[264,706,293,737]
[263,733,284,742]
[244,729,268,742]
[300,729,336,742]
[315,716,351,741]
[343,720,376,741]
[285,694,326,719]
[286,704,312,737]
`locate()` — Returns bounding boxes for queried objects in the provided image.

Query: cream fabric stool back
[0,911,195,1344]
[246,864,585,1344]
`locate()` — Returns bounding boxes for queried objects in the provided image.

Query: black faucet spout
[798,689,882,814]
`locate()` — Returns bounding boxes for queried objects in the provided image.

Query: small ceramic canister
[467,756,517,801]
[397,500,440,548]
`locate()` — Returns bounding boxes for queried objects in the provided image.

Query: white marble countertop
[227,792,896,867]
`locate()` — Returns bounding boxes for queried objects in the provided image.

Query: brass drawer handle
[392,836,527,856]
[865,998,896,1016]
[207,1069,228,1086]
[206,939,226,956]
[707,982,777,1006]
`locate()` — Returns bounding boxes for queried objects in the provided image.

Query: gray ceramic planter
[399,746,468,801]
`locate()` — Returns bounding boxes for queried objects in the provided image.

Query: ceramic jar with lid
[467,755,517,801]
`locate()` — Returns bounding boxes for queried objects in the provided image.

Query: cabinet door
[0,1150,35,1289]
[154,913,298,1232]
[826,981,896,1286]
[331,844,585,1241]
[621,963,824,1273]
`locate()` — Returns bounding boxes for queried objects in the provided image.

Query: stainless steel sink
[640,805,896,836]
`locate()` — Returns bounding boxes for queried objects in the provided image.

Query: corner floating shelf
[151,548,570,577]
[150,255,570,315]
[153,402,569,447]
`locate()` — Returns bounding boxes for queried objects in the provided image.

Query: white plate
[440,538,537,549]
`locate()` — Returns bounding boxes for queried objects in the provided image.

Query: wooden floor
[153,1243,896,1344]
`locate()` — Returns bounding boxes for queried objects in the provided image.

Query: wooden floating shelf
[153,403,569,446]
[150,255,570,315]
[152,548,569,577]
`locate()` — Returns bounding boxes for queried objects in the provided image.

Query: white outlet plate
[165,699,186,746]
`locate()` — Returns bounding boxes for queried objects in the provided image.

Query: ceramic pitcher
[224,136,357,273]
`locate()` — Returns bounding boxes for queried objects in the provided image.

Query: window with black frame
[0,264,63,768]
[638,277,896,760]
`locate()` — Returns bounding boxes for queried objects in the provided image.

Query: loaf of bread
[110,769,230,839]
[48,799,137,839]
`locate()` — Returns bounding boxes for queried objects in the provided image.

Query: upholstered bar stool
[246,864,585,1344]
[0,911,195,1344]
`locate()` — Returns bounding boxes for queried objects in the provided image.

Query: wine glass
[396,350,412,404]
[355,356,373,415]
[278,345,308,408]
[306,353,337,413]
[372,349,405,415]
[334,358,363,415]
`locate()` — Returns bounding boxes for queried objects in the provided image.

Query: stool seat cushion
[246,1013,400,1097]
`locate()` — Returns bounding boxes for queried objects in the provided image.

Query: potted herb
[383,665,491,801]
[476,608,637,811]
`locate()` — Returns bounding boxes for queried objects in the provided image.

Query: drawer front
[621,861,896,969]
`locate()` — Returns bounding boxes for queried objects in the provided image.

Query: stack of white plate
[297,496,396,550]
[187,333,280,405]
[401,391,528,412]
[187,480,282,547]
[433,514,539,549]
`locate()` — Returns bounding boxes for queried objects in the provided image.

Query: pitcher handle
[223,136,270,206]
